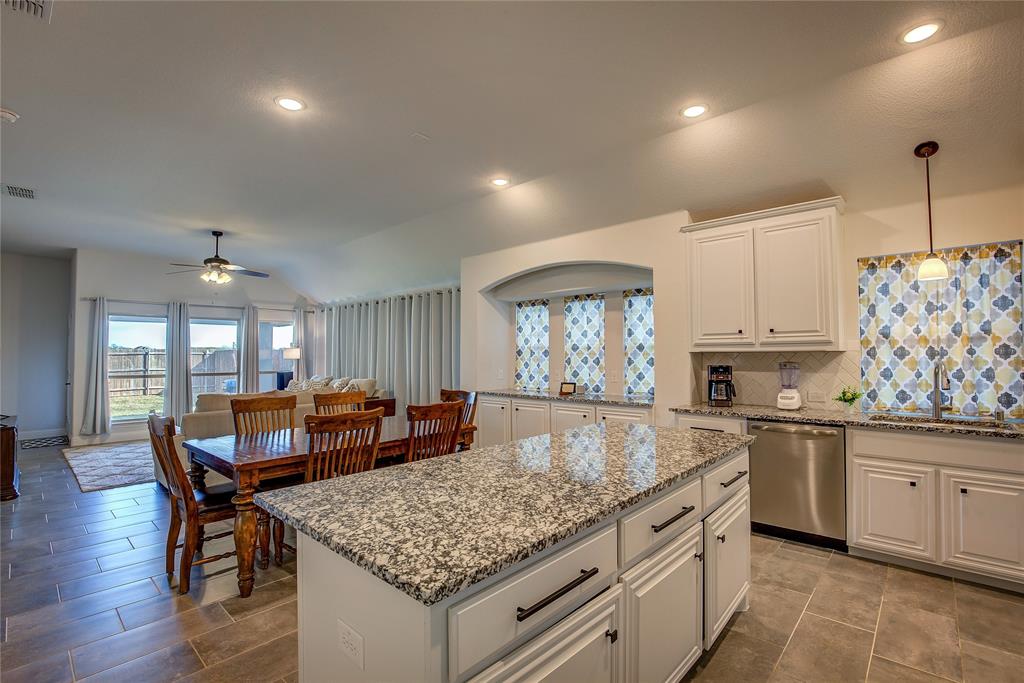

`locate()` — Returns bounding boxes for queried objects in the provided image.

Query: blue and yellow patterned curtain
[514,300,550,390]
[564,293,606,393]
[859,241,1023,418]
[624,288,655,396]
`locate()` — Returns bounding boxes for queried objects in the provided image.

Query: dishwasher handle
[749,423,840,438]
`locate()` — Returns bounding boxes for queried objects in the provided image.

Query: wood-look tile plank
[86,514,165,534]
[71,603,232,679]
[4,510,115,532]
[117,574,240,631]
[129,528,174,549]
[218,575,297,621]
[9,522,88,543]
[57,557,168,601]
[0,609,124,671]
[50,522,158,553]
[78,641,205,683]
[2,557,101,594]
[9,539,133,578]
[7,578,160,636]
[0,582,60,620]
[190,599,297,665]
[0,651,74,683]
[97,541,170,572]
[181,631,298,683]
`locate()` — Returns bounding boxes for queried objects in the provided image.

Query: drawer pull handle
[717,534,726,543]
[960,487,968,495]
[720,471,748,488]
[738,329,743,334]
[909,481,917,488]
[691,427,724,433]
[515,567,599,622]
[652,505,696,533]
[695,551,704,561]
[605,629,618,644]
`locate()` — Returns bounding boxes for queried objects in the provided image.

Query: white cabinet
[702,485,750,649]
[688,226,756,347]
[552,404,596,433]
[619,525,703,683]
[597,407,652,427]
[511,400,551,440]
[478,398,512,448]
[940,469,1024,582]
[471,585,624,683]
[851,457,936,561]
[754,212,837,345]
[684,197,845,351]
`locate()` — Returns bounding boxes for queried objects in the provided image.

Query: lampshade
[917,254,949,281]
[282,347,301,360]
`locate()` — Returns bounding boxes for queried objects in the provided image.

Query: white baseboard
[20,428,68,440]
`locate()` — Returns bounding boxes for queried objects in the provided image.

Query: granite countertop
[478,388,655,408]
[255,423,752,605]
[671,403,1023,440]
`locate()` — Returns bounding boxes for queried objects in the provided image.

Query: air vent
[3,0,53,21]
[2,185,36,199]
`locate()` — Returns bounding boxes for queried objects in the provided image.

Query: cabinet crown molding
[680,196,846,234]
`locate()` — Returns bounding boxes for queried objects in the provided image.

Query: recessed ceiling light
[490,177,510,187]
[274,96,306,111]
[902,22,942,44]
[681,104,708,119]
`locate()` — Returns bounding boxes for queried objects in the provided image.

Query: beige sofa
[153,380,378,488]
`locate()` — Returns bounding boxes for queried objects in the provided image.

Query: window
[189,319,240,405]
[624,288,655,396]
[514,300,549,390]
[564,293,605,393]
[107,315,167,421]
[859,240,1023,418]
[258,320,295,391]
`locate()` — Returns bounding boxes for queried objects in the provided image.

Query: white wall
[1,252,72,438]
[461,210,690,426]
[69,247,310,446]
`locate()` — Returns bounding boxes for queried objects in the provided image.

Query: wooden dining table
[182,415,476,597]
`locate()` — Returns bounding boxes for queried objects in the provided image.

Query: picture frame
[559,382,577,396]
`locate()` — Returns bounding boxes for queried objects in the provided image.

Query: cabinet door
[552,405,596,433]
[597,408,652,427]
[941,469,1024,581]
[688,227,755,347]
[620,525,703,683]
[512,400,551,440]
[478,399,512,448]
[471,585,623,683]
[754,213,834,344]
[851,457,936,561]
[703,485,750,650]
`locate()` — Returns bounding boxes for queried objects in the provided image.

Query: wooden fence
[108,349,235,397]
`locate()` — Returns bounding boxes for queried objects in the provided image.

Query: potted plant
[833,386,863,416]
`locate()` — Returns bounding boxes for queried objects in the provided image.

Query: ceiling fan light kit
[167,230,270,285]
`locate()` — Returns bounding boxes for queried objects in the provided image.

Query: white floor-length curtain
[293,307,314,382]
[240,304,261,393]
[165,301,192,421]
[323,287,460,412]
[80,297,110,435]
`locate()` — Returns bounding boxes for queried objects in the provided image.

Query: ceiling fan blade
[231,269,270,278]
[166,269,204,275]
[169,263,206,268]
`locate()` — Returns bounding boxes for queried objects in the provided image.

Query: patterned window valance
[624,288,655,396]
[564,293,606,393]
[858,240,1023,418]
[514,299,550,390]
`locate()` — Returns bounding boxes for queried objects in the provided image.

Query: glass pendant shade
[918,254,949,281]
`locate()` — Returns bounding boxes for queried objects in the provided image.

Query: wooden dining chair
[147,415,237,594]
[230,394,297,568]
[269,408,385,564]
[405,401,464,464]
[314,390,367,415]
[440,389,478,451]
[230,395,297,435]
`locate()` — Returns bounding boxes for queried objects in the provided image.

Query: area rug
[62,440,156,492]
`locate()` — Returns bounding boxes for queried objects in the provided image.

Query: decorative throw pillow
[299,379,312,391]
[330,377,352,391]
[307,377,332,390]
[285,379,300,391]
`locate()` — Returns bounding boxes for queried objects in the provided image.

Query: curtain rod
[319,285,461,309]
[858,239,1022,262]
[79,297,314,312]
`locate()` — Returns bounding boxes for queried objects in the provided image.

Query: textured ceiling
[1,2,1021,300]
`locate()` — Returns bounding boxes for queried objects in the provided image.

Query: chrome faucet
[932,363,950,419]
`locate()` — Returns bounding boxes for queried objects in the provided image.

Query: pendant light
[914,141,949,281]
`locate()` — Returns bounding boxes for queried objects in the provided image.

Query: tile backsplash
[696,350,861,411]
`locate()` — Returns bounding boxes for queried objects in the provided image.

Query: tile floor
[684,534,1024,683]
[3,446,1023,682]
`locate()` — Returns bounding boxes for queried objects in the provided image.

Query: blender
[777,362,802,410]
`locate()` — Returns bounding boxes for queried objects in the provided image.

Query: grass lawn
[111,394,164,420]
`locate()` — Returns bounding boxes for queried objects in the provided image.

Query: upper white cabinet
[684,197,845,351]
[688,226,756,347]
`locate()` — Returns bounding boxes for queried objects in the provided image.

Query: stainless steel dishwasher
[748,421,846,549]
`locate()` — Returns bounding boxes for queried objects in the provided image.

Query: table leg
[232,478,257,598]
[256,509,270,570]
[188,457,208,492]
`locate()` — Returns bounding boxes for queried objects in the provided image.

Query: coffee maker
[707,365,736,407]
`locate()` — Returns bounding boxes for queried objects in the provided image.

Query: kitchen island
[256,422,754,682]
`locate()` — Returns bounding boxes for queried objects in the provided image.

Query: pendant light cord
[925,154,935,254]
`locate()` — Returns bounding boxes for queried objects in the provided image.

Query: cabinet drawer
[449,526,618,679]
[619,478,702,566]
[702,452,750,511]
[674,414,745,434]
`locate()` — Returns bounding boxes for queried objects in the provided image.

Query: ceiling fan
[167,230,270,284]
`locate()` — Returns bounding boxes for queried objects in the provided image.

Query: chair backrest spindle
[303,408,384,482]
[405,401,463,464]
[314,390,367,416]
[231,395,297,436]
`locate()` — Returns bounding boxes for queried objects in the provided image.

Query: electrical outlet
[337,618,365,670]
[808,390,826,403]
[497,368,505,381]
